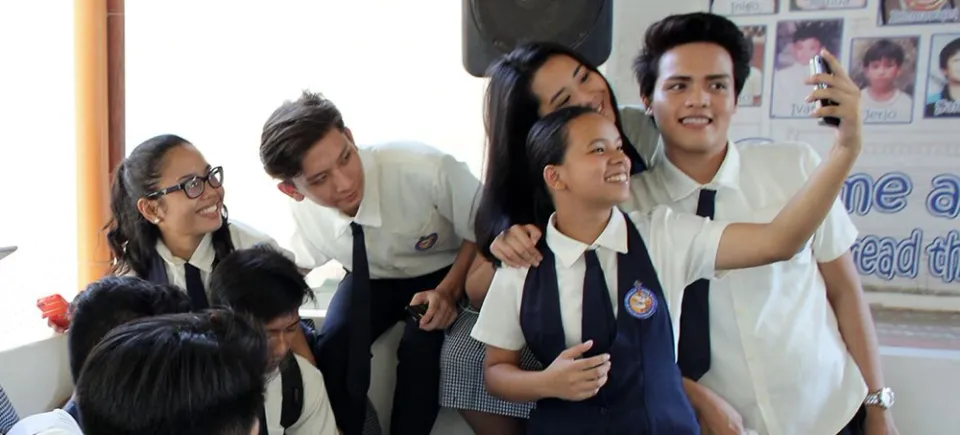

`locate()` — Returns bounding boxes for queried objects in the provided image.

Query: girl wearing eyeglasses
[104,134,281,304]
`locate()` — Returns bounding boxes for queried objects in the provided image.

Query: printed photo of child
[791,0,867,11]
[878,0,959,26]
[924,34,960,118]
[770,19,844,119]
[739,25,767,107]
[849,37,919,124]
[710,0,779,16]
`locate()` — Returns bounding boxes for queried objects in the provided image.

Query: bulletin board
[712,0,960,294]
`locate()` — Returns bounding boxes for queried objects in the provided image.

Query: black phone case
[405,304,428,321]
[810,55,841,127]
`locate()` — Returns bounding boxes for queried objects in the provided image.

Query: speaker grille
[471,0,602,53]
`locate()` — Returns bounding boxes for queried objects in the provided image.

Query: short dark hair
[76,310,268,435]
[633,12,753,100]
[67,276,191,381]
[940,37,960,70]
[863,39,905,67]
[525,106,599,223]
[260,90,347,180]
[209,245,315,323]
[792,22,824,44]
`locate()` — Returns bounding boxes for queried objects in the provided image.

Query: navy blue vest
[519,210,699,435]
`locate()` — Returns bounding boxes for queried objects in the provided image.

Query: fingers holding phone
[804,49,863,147]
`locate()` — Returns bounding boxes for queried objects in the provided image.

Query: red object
[37,294,70,330]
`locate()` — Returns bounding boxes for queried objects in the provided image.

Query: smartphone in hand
[809,55,841,127]
[405,304,429,322]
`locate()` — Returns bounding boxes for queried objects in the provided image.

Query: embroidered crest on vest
[624,280,658,319]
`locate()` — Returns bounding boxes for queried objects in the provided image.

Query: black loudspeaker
[462,0,613,78]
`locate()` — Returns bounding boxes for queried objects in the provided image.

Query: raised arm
[715,49,862,271]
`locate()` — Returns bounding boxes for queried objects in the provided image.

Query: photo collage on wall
[710,0,960,122]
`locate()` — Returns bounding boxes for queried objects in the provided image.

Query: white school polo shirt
[145,220,291,292]
[263,354,338,435]
[471,208,727,354]
[288,142,482,279]
[7,409,83,435]
[623,141,867,435]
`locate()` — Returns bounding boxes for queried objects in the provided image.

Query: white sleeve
[288,207,332,270]
[635,207,728,287]
[432,154,482,242]
[470,266,528,351]
[797,144,859,263]
[287,355,339,435]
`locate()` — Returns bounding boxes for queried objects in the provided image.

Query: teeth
[596,103,604,114]
[682,117,710,125]
[605,174,627,183]
[200,205,218,214]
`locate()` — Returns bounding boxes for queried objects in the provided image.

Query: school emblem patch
[624,281,657,320]
[415,233,439,251]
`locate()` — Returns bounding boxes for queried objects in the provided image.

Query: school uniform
[288,141,482,435]
[624,141,868,435]
[140,220,292,310]
[472,207,728,435]
[438,106,662,419]
[263,354,338,435]
[6,409,82,435]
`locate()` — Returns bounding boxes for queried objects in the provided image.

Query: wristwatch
[863,387,895,409]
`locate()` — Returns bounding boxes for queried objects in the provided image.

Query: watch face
[880,389,896,407]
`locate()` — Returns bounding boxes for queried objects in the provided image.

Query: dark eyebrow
[176,165,211,183]
[306,141,350,183]
[549,64,585,104]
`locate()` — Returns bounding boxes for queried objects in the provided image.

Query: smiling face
[646,42,736,156]
[530,54,616,122]
[137,144,225,239]
[547,112,631,209]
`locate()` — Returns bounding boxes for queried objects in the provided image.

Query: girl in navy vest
[102,134,322,364]
[438,42,660,435]
[471,106,861,434]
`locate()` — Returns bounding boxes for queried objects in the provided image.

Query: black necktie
[184,263,209,310]
[581,249,616,356]
[678,188,716,381]
[347,222,372,398]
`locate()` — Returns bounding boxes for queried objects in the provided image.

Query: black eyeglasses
[145,166,224,200]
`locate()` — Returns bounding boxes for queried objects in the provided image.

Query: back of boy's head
[633,12,753,100]
[209,245,314,324]
[862,39,905,68]
[67,275,191,381]
[75,310,268,435]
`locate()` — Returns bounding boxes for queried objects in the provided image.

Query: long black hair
[475,42,642,262]
[105,134,235,277]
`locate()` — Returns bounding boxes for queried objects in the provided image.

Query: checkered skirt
[439,307,542,418]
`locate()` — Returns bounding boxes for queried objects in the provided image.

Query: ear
[543,165,566,192]
[344,127,355,145]
[136,197,163,224]
[277,181,305,202]
[641,96,653,115]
